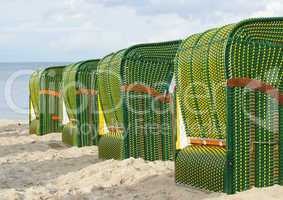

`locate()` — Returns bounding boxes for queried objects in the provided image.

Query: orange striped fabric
[121,84,171,103]
[108,127,124,132]
[227,77,283,105]
[40,90,60,97]
[76,88,97,96]
[51,115,60,121]
[189,137,226,147]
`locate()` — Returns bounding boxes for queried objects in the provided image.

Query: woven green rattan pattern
[62,62,81,145]
[62,122,79,146]
[39,66,64,135]
[122,41,181,161]
[98,132,125,160]
[29,70,41,135]
[175,25,234,192]
[76,60,100,146]
[175,17,282,194]
[62,60,100,147]
[280,83,283,185]
[97,50,127,159]
[176,146,226,192]
[97,54,114,127]
[225,18,283,193]
[97,50,125,128]
[176,25,234,140]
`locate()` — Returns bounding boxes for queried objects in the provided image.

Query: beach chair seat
[99,132,125,159]
[176,145,226,192]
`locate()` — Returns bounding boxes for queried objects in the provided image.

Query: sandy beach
[0,121,282,200]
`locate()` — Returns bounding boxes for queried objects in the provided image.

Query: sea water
[0,62,69,121]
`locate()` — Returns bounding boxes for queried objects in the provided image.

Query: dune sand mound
[0,122,282,200]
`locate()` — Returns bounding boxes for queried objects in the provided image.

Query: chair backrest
[97,50,125,135]
[29,69,43,134]
[29,70,41,120]
[63,63,81,125]
[175,26,234,142]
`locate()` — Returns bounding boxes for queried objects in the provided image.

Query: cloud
[251,0,283,17]
[0,0,282,62]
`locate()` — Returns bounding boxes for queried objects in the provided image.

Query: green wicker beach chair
[98,41,181,161]
[29,70,42,135]
[122,41,181,161]
[62,59,100,147]
[39,66,65,135]
[97,50,127,160]
[174,18,283,194]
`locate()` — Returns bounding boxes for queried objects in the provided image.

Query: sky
[0,0,282,62]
